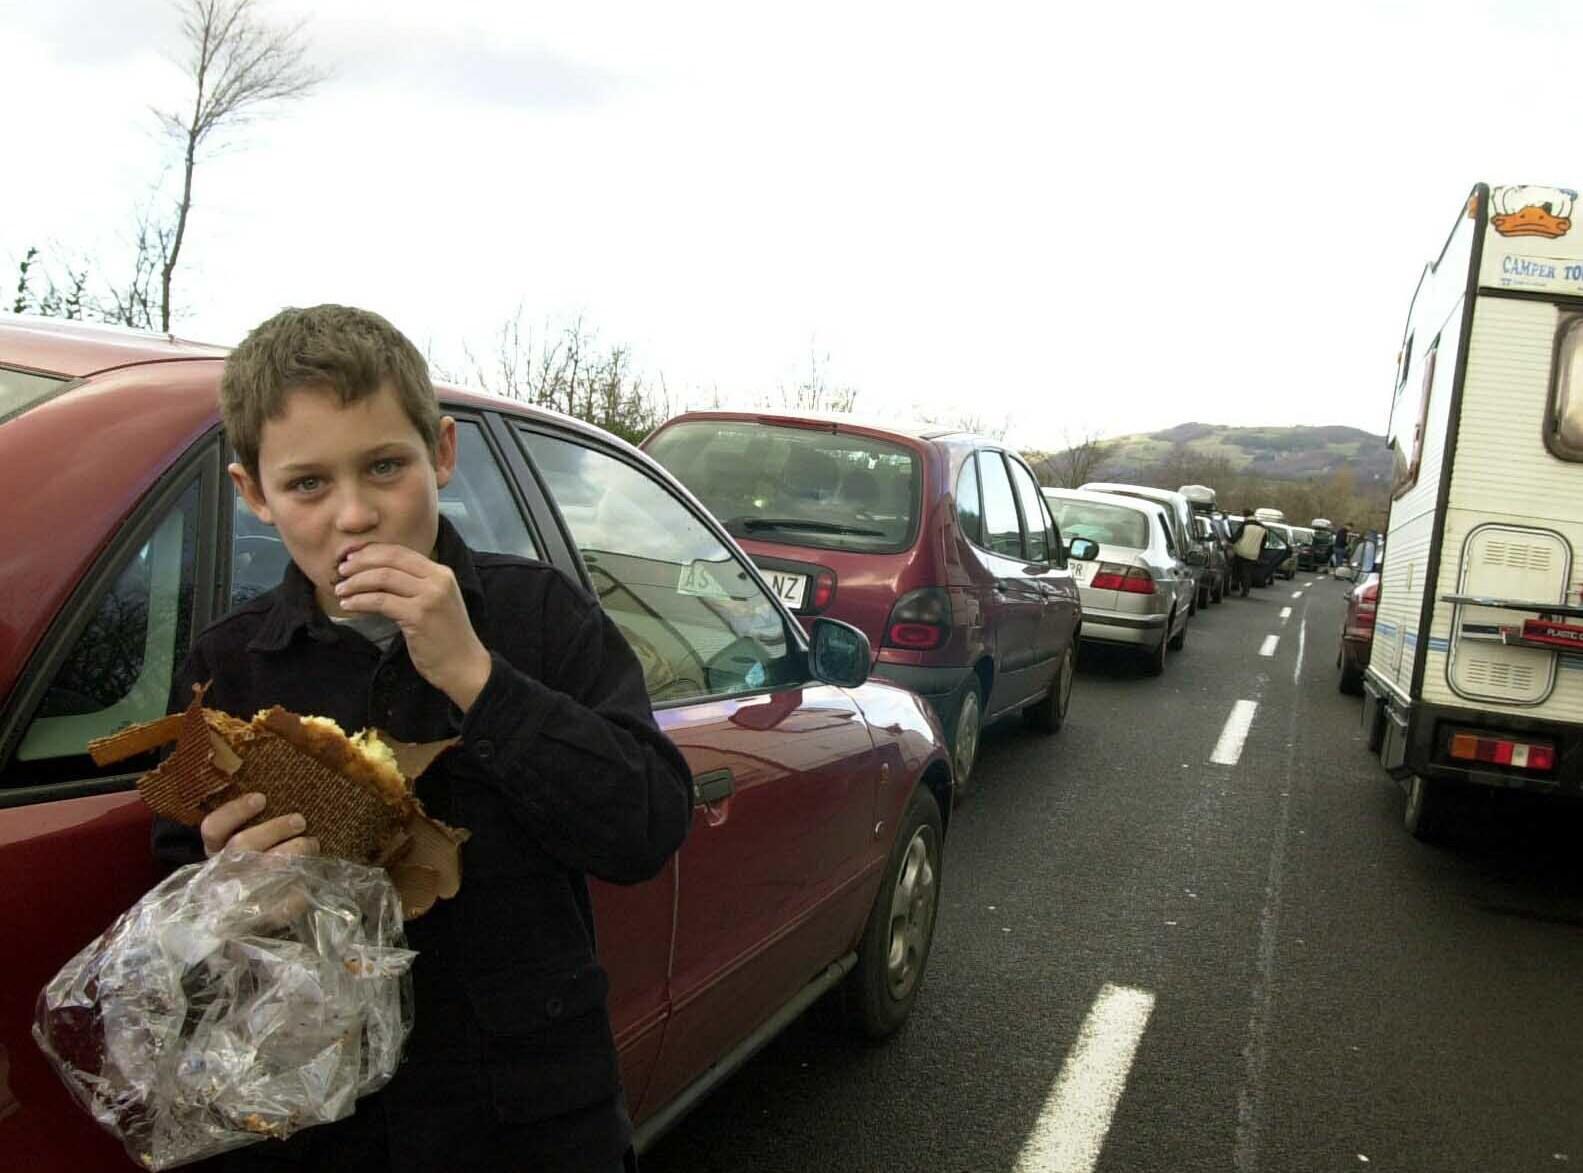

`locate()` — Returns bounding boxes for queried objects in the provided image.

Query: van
[1361,181,1583,839]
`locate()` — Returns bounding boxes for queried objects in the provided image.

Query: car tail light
[883,587,951,650]
[1447,730,1556,771]
[810,570,836,611]
[1356,581,1379,613]
[1090,564,1155,594]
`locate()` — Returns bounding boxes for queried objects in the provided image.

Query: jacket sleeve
[458,574,693,885]
[150,644,209,869]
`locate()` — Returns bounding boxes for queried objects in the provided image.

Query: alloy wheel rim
[955,692,980,781]
[885,829,937,1000]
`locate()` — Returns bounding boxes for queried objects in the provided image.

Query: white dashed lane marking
[1278,606,1292,623]
[1291,590,1304,598]
[1014,983,1157,1173]
[1211,700,1259,766]
[1259,635,1279,657]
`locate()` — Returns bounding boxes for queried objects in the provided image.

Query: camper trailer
[1362,181,1583,839]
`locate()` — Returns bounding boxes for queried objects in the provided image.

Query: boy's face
[230,381,457,617]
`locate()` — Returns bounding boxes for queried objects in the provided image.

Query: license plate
[768,572,808,608]
[1071,561,1091,582]
[1521,618,1583,649]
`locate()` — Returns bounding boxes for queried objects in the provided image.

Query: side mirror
[810,617,871,688]
[1067,537,1099,562]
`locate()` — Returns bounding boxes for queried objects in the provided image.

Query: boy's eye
[288,476,323,493]
[370,457,407,477]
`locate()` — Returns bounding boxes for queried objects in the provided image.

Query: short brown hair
[221,304,441,478]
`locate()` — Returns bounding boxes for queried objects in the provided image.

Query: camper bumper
[1366,683,1583,799]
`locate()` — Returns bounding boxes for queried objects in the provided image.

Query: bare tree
[773,346,858,413]
[1053,428,1111,487]
[154,0,325,330]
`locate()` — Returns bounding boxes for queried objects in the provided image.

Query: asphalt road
[641,572,1583,1173]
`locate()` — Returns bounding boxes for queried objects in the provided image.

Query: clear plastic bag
[34,849,416,1170]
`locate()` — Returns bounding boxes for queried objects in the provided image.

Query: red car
[644,411,1089,796]
[0,318,952,1169]
[1338,570,1381,694]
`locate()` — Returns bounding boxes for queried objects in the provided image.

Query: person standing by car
[1331,521,1351,574]
[1230,509,1267,597]
[151,304,693,1173]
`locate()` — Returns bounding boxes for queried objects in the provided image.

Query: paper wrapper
[90,687,469,919]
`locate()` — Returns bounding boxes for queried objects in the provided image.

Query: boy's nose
[334,491,379,533]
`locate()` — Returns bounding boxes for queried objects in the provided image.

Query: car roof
[654,407,993,446]
[1077,482,1189,508]
[1042,486,1157,515]
[0,313,231,377]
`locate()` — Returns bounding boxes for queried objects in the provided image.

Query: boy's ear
[433,417,458,489]
[228,463,274,526]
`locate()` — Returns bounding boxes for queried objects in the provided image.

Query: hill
[1052,423,1392,486]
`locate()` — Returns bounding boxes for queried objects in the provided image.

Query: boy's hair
[221,304,441,478]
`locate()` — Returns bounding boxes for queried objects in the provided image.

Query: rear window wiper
[731,517,888,537]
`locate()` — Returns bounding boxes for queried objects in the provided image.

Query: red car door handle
[693,768,735,806]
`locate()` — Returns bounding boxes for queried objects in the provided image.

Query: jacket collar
[247,515,486,653]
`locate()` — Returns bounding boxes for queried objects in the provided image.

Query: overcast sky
[5,0,1582,450]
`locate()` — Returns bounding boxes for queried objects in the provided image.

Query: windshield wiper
[730,517,887,538]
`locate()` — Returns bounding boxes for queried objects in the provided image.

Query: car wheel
[1142,620,1169,675]
[1338,648,1364,695]
[846,785,943,1039]
[1025,643,1074,734]
[1211,574,1223,605]
[950,677,983,800]
[1403,774,1449,842]
[1168,609,1187,651]
[1188,586,1199,616]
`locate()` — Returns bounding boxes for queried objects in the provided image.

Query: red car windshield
[648,420,920,554]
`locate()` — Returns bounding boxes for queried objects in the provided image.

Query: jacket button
[545,996,564,1019]
[475,739,495,761]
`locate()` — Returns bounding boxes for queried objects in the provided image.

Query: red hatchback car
[0,318,953,1170]
[644,411,1089,794]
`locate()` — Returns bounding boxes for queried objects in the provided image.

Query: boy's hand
[335,543,493,711]
[202,792,319,858]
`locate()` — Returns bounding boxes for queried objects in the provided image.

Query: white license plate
[1070,561,1091,582]
[769,571,808,607]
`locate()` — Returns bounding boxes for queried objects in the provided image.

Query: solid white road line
[1014,983,1156,1173]
[1211,700,1259,766]
[1259,635,1279,657]
[1278,606,1292,623]
[1291,590,1304,598]
[1293,618,1306,685]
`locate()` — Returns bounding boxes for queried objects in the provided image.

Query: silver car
[1044,487,1194,675]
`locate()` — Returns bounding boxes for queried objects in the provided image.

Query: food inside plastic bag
[34,849,416,1170]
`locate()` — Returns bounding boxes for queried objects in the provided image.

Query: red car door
[972,451,1045,711]
[513,426,880,1119]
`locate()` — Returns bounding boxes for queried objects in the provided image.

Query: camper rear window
[1547,316,1583,461]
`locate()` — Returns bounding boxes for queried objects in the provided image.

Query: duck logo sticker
[1491,185,1575,239]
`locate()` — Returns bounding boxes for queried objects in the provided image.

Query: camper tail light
[1447,730,1556,772]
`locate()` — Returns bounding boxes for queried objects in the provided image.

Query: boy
[152,305,692,1172]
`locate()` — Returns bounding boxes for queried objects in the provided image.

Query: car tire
[1025,644,1074,734]
[1338,648,1364,695]
[949,677,984,801]
[1142,621,1169,675]
[1168,610,1187,651]
[1211,574,1223,605]
[846,784,943,1040]
[1403,774,1450,842]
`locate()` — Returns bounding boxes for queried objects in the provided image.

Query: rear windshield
[646,419,920,553]
[1046,497,1148,549]
[0,366,70,425]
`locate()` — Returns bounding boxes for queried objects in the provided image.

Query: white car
[1044,488,1193,675]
